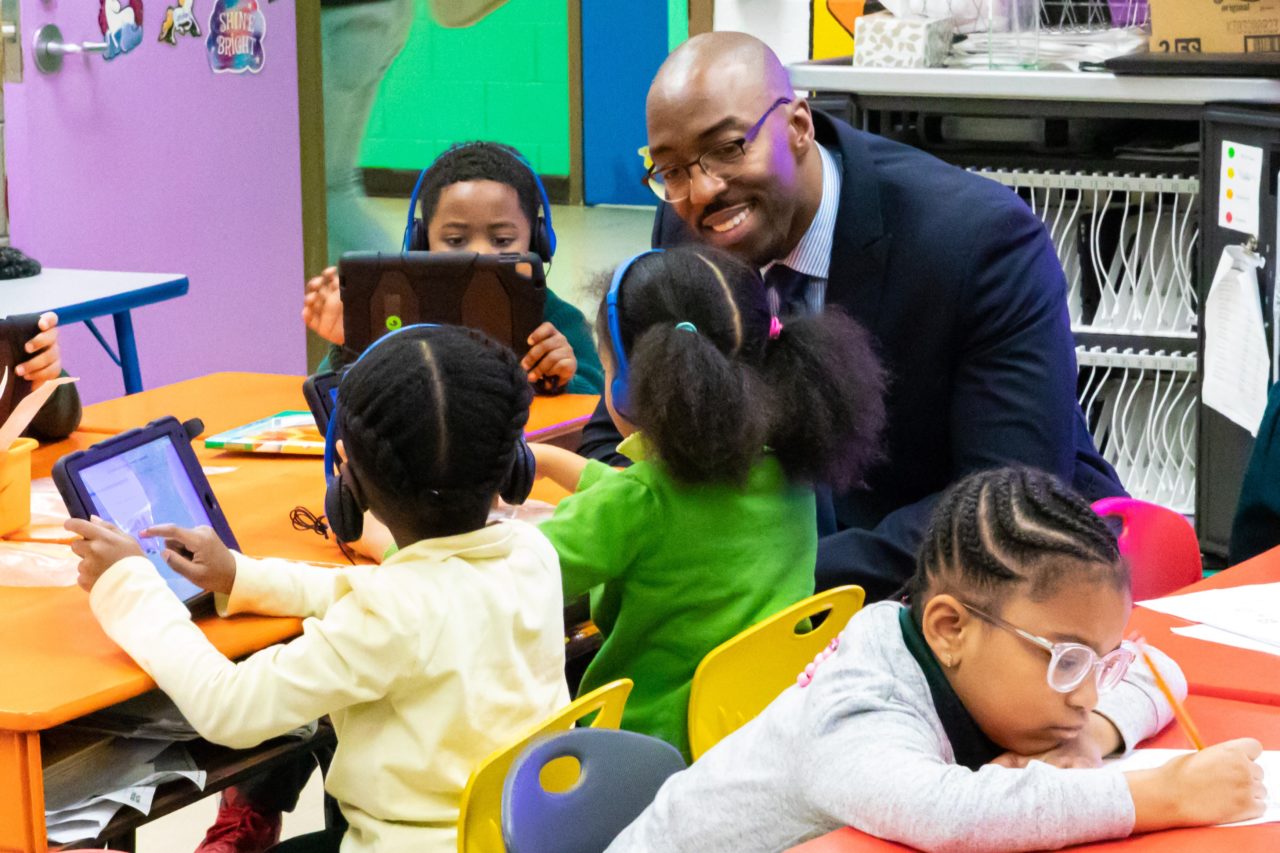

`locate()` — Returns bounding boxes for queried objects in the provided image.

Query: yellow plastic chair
[457,678,633,853]
[687,586,865,760]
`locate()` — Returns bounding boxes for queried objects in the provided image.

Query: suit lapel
[817,111,891,332]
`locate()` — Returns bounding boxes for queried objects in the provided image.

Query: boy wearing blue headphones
[302,142,604,396]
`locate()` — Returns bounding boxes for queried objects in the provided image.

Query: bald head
[643,32,822,268]
[647,32,792,119]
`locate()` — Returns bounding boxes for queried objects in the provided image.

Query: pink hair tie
[769,316,784,340]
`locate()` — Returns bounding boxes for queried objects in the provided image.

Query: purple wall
[6,0,306,404]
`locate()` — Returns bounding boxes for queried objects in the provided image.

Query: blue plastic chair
[501,727,687,853]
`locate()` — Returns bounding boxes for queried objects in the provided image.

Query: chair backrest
[1092,497,1202,600]
[456,678,633,853]
[687,585,865,760]
[501,727,686,853]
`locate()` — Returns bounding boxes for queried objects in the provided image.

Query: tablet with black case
[339,251,547,356]
[302,369,344,434]
[0,313,42,425]
[53,416,240,611]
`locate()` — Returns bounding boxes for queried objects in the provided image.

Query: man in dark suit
[579,31,1124,600]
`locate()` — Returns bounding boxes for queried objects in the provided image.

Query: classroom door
[1,0,323,403]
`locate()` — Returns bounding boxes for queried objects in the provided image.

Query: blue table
[1,269,188,394]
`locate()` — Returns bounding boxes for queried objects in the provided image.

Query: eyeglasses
[961,602,1135,694]
[642,97,793,203]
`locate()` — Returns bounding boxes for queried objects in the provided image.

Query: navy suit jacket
[579,111,1125,599]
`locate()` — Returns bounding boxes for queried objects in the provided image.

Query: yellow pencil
[1130,632,1205,750]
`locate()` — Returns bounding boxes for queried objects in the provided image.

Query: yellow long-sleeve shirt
[89,520,570,852]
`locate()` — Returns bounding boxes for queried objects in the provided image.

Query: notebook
[203,411,326,455]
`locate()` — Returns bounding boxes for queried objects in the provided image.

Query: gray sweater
[607,601,1183,853]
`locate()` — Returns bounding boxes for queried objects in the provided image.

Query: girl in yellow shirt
[68,325,570,853]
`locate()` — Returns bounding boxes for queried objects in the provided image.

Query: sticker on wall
[159,0,201,45]
[100,0,145,61]
[206,0,265,74]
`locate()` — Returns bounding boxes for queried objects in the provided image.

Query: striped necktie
[764,263,810,318]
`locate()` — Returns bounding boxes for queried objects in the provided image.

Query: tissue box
[854,12,954,68]
[1149,0,1280,54]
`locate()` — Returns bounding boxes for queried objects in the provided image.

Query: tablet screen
[78,435,213,602]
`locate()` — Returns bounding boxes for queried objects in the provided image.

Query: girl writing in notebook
[607,466,1267,852]
[67,325,569,853]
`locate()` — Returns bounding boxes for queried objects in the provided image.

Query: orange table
[1126,548,1280,708]
[0,373,596,853]
[790,694,1280,853]
[73,371,599,445]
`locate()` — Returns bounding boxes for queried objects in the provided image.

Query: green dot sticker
[1228,147,1236,159]
[386,315,403,331]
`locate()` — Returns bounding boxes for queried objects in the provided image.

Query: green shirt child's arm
[538,461,657,598]
[531,443,592,493]
[543,289,604,395]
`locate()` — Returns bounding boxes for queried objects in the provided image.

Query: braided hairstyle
[419,142,539,237]
[908,467,1128,621]
[337,325,532,538]
[597,245,887,488]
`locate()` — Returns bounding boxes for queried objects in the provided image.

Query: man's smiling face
[645,36,818,268]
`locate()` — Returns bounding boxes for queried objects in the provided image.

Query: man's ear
[921,593,974,666]
[789,98,816,156]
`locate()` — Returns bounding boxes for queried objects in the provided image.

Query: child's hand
[18,312,64,388]
[990,713,1120,770]
[65,517,145,591]
[143,524,237,595]
[302,267,345,345]
[1129,738,1267,831]
[522,322,576,393]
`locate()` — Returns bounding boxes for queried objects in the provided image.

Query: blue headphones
[322,322,535,543]
[605,249,663,418]
[402,144,557,263]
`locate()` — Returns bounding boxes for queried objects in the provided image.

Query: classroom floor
[133,199,653,852]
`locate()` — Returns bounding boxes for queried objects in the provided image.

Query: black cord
[290,506,356,565]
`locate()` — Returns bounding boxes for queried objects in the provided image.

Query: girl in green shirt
[534,245,887,758]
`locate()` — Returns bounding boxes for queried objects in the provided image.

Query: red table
[1126,550,1280,707]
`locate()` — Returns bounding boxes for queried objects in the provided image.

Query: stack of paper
[1138,582,1280,655]
[43,740,205,844]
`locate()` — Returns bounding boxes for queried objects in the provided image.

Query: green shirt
[318,287,604,396]
[538,435,817,759]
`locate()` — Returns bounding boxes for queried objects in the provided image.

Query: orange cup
[0,437,38,537]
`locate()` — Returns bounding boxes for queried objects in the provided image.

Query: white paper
[1203,250,1270,435]
[1171,624,1280,657]
[44,742,205,844]
[0,375,77,450]
[1221,141,1264,237]
[714,0,811,65]
[1105,749,1280,826]
[1138,582,1280,648]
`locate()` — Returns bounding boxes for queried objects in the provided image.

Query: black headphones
[323,323,537,544]
[402,144,558,264]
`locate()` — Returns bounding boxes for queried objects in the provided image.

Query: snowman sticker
[100,0,144,60]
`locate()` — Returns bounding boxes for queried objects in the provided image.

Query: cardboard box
[854,12,954,68]
[1150,0,1280,54]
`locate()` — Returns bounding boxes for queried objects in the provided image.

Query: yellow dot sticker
[386,315,403,331]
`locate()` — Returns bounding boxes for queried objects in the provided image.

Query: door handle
[34,24,108,73]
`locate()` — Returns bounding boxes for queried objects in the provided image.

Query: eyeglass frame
[959,601,1135,694]
[642,97,793,203]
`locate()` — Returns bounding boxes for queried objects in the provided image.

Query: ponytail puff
[630,323,769,486]
[761,310,888,490]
